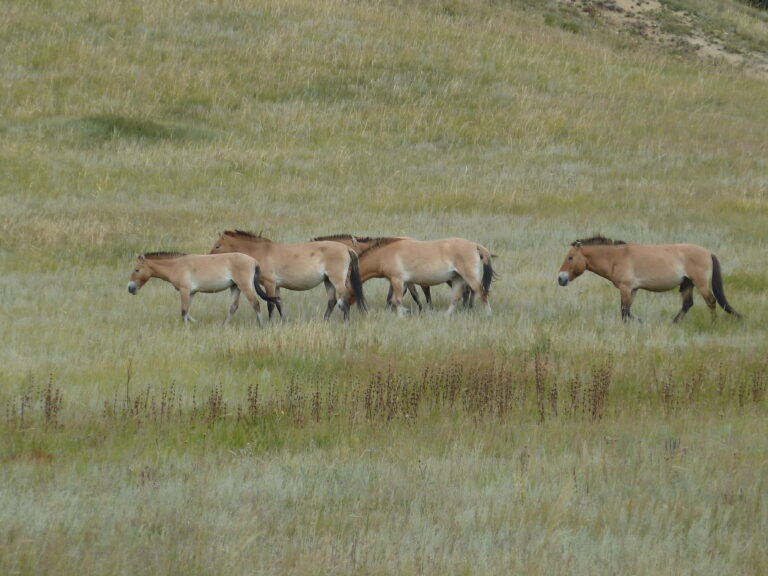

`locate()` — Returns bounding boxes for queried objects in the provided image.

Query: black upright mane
[142,251,186,260]
[224,230,272,243]
[357,237,406,257]
[311,233,378,243]
[573,235,626,247]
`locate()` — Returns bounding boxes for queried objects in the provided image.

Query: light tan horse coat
[210,230,366,320]
[354,237,494,316]
[557,236,740,322]
[127,252,276,324]
[311,234,438,311]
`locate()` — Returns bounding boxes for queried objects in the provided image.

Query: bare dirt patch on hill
[567,0,768,78]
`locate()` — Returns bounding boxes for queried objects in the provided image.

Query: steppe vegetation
[1,0,767,574]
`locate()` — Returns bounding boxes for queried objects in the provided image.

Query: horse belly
[401,264,455,286]
[277,269,325,291]
[636,269,684,292]
[200,273,237,292]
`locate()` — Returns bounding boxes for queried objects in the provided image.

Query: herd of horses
[127,231,741,325]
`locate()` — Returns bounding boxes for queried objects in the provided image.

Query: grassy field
[1,1,767,574]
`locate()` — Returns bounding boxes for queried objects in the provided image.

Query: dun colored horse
[311,234,474,311]
[350,237,495,316]
[557,235,741,322]
[311,234,432,310]
[127,252,277,324]
[209,230,366,320]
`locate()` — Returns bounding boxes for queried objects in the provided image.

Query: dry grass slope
[1,1,767,574]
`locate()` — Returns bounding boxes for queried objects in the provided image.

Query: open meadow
[1,1,767,574]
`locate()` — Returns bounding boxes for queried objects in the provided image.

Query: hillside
[1,1,767,575]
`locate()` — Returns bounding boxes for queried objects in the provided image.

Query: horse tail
[253,265,280,304]
[711,254,741,318]
[477,246,495,297]
[348,249,367,313]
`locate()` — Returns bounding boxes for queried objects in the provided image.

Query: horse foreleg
[262,281,282,321]
[225,286,241,325]
[389,278,409,317]
[180,289,197,323]
[271,287,284,321]
[619,286,639,322]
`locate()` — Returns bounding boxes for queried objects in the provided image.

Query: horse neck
[232,238,270,258]
[145,258,179,285]
[581,245,617,281]
[353,240,378,254]
[358,250,386,282]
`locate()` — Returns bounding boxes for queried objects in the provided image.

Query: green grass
[1,0,767,574]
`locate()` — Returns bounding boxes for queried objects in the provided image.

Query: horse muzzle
[557,273,570,287]
[128,282,138,295]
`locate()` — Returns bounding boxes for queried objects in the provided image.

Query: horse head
[128,255,150,294]
[558,242,587,286]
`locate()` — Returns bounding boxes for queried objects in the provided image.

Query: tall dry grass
[1,0,767,574]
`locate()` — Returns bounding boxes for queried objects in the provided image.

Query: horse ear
[138,254,145,262]
[574,241,582,249]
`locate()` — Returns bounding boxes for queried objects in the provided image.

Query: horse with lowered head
[350,237,495,316]
[557,235,741,322]
[311,233,435,311]
[210,230,366,320]
[311,233,475,311]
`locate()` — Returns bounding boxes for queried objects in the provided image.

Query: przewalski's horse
[310,234,433,311]
[127,252,278,324]
[557,235,741,322]
[351,237,495,316]
[209,230,366,320]
[311,234,475,312]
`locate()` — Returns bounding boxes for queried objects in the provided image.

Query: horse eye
[568,257,573,261]
[134,269,140,273]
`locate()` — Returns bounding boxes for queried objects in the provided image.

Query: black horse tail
[711,254,741,318]
[253,265,281,304]
[348,249,367,313]
[478,246,496,297]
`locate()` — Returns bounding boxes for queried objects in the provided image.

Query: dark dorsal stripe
[357,237,406,257]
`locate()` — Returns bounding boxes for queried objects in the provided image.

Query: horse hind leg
[422,285,433,309]
[698,285,717,320]
[446,278,469,315]
[224,286,241,325]
[323,278,337,320]
[460,275,491,316]
[406,284,423,312]
[331,278,354,321]
[673,278,694,323]
[240,286,264,326]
